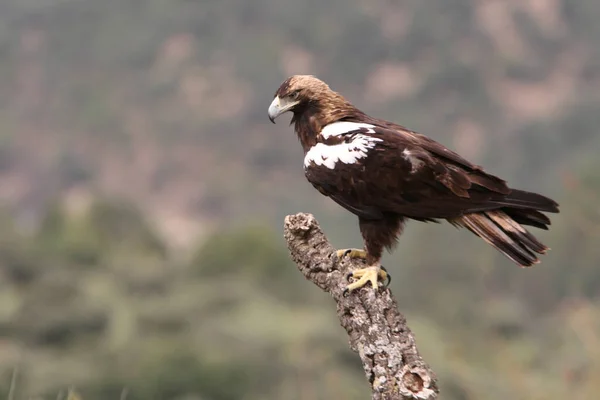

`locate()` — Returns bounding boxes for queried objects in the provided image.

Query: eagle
[268,75,559,294]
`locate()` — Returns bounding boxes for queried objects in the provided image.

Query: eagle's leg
[335,248,367,260]
[342,216,403,295]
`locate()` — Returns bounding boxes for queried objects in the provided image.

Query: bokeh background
[0,1,599,399]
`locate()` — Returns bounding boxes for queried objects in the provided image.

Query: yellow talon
[343,265,388,295]
[336,248,368,260]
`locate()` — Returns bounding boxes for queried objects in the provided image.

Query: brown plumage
[268,75,559,291]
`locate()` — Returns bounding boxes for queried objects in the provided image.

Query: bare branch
[284,213,439,400]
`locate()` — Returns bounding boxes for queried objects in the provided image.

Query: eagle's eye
[290,90,300,100]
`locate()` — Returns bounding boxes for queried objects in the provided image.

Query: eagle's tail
[449,188,558,267]
[455,211,546,266]
[491,189,559,214]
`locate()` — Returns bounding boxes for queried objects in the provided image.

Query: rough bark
[283,213,439,400]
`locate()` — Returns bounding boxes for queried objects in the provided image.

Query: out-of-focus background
[0,0,598,399]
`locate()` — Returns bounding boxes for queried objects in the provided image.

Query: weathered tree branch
[283,213,439,400]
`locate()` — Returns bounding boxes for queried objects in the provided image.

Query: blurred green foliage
[0,188,598,399]
[192,225,290,278]
[0,197,368,399]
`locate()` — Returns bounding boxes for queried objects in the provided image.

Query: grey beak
[268,96,282,123]
[268,96,298,124]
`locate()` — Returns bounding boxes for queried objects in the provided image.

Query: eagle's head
[268,75,349,124]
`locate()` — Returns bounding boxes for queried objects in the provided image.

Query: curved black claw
[342,287,350,297]
[346,271,355,282]
[380,266,392,288]
[343,249,353,257]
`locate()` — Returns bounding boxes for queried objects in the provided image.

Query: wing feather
[309,179,383,220]
[353,116,511,193]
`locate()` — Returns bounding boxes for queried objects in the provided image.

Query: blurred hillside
[0,0,599,399]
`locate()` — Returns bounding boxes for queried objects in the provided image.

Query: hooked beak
[268,96,299,124]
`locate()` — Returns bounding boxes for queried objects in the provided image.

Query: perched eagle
[268,75,559,294]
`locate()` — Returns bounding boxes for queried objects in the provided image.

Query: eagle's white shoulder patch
[320,122,376,139]
[402,148,425,173]
[304,135,383,169]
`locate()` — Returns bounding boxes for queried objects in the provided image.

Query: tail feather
[503,208,551,230]
[495,189,559,213]
[486,211,548,254]
[449,184,558,266]
[452,210,549,267]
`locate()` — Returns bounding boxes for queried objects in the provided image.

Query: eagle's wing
[364,118,487,173]
[311,180,384,220]
[304,124,555,220]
